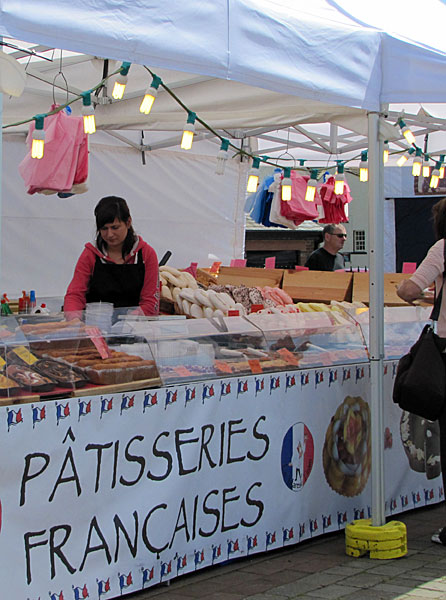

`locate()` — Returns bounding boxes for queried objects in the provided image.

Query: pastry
[6,364,55,392]
[400,411,441,479]
[323,396,371,497]
[0,373,21,395]
[32,359,89,388]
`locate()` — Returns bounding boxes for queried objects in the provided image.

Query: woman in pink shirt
[397,197,446,545]
[64,196,159,316]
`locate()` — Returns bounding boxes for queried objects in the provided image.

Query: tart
[322,396,371,497]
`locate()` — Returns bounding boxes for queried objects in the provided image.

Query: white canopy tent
[2,0,446,529]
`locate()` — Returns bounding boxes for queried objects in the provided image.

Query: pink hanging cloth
[19,105,88,195]
[280,171,320,224]
[318,176,352,223]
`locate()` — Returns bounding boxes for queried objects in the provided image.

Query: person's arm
[64,249,95,316]
[396,279,424,304]
[397,239,444,305]
[139,244,160,316]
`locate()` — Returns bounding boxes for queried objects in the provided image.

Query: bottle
[1,298,12,316]
[29,290,36,311]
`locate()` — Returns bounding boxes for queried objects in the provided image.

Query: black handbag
[393,243,446,421]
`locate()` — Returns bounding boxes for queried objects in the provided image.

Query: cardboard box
[215,267,284,288]
[282,270,353,302]
[352,272,413,305]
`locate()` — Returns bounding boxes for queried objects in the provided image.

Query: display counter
[0,306,441,599]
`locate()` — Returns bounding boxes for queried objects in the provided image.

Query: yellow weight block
[345,519,407,559]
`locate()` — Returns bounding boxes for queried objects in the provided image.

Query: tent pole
[367,110,385,527]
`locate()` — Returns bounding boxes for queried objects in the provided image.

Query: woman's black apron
[86,250,145,308]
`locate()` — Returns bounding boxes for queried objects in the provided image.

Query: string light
[31,114,45,159]
[215,139,230,175]
[430,161,441,189]
[181,111,196,150]
[412,148,422,176]
[281,167,292,201]
[334,163,345,195]
[422,154,431,178]
[398,118,416,146]
[305,169,318,201]
[112,61,131,100]
[140,74,162,115]
[247,157,261,193]
[81,91,96,134]
[383,140,389,164]
[397,147,415,167]
[359,150,368,182]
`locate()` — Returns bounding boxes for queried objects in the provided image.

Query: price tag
[248,359,263,374]
[173,366,192,377]
[215,360,233,374]
[277,347,300,366]
[85,326,112,359]
[227,310,240,317]
[12,345,38,365]
[0,356,5,371]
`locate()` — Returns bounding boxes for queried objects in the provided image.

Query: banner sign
[0,362,441,598]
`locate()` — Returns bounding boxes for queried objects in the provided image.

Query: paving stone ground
[127,503,446,600]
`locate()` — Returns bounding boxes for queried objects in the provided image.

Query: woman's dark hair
[95,196,137,257]
[432,197,446,240]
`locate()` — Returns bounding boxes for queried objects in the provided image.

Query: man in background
[305,223,347,271]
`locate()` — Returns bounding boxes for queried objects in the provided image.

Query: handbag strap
[430,238,446,322]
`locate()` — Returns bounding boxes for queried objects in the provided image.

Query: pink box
[264,257,276,269]
[402,262,417,274]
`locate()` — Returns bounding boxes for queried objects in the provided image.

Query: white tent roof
[2,0,446,167]
[2,0,446,112]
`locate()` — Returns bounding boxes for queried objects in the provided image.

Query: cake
[32,359,89,388]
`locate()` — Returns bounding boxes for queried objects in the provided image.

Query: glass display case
[246,311,369,367]
[352,305,432,359]
[135,315,269,384]
[0,312,159,400]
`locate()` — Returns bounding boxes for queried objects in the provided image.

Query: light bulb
[397,153,408,167]
[334,163,345,195]
[247,173,259,193]
[181,112,196,150]
[422,160,430,178]
[440,165,445,179]
[181,126,194,150]
[383,141,389,164]
[281,167,292,201]
[412,150,422,177]
[430,168,440,189]
[140,75,161,115]
[31,130,45,159]
[397,147,415,167]
[305,169,318,202]
[140,89,157,114]
[112,78,127,100]
[215,139,230,175]
[399,119,416,146]
[82,105,96,134]
[31,115,45,159]
[112,62,131,100]
[359,152,368,182]
[334,176,345,195]
[246,156,261,193]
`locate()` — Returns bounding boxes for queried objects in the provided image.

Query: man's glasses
[331,233,347,239]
